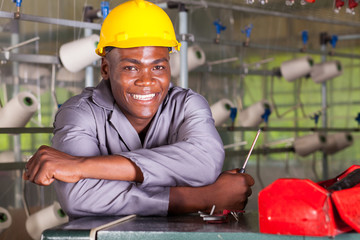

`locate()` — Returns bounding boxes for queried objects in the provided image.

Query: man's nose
[135,71,156,86]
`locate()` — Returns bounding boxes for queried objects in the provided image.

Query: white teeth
[131,93,156,101]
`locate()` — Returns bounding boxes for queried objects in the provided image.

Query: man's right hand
[23,145,84,185]
[24,145,144,186]
[168,169,255,214]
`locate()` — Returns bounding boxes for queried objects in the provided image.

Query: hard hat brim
[96,38,181,56]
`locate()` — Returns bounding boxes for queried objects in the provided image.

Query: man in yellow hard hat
[24,0,254,217]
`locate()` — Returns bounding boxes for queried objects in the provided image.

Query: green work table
[42,211,359,240]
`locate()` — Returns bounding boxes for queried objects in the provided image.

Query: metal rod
[3,36,40,51]
[338,34,360,40]
[179,8,188,88]
[0,127,53,134]
[320,42,328,180]
[1,126,358,135]
[226,147,295,157]
[0,162,26,171]
[223,141,247,149]
[194,65,274,76]
[180,0,360,28]
[195,37,360,59]
[217,126,360,133]
[0,11,101,30]
[207,57,239,66]
[0,52,60,64]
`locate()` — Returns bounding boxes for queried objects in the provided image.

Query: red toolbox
[258,165,360,237]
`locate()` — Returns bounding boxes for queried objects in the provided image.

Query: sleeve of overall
[52,102,169,217]
[120,92,225,188]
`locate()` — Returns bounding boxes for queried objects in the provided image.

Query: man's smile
[130,93,157,101]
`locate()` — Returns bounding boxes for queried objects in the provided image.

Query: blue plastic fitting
[310,113,320,125]
[302,30,309,45]
[261,108,271,123]
[101,1,110,19]
[355,113,360,125]
[230,107,237,123]
[213,20,226,35]
[241,24,253,38]
[13,0,22,7]
[330,35,338,48]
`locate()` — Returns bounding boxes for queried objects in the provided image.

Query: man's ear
[101,57,110,80]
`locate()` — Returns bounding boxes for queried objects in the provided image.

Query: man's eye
[153,66,165,70]
[124,66,137,71]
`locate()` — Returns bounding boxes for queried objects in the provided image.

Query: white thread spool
[56,67,85,83]
[280,56,313,82]
[323,132,353,155]
[210,99,234,127]
[310,61,342,83]
[59,34,101,73]
[238,100,271,127]
[18,64,50,80]
[0,207,12,234]
[25,202,69,240]
[0,92,38,127]
[170,45,206,78]
[0,151,15,163]
[293,133,326,157]
[18,64,51,93]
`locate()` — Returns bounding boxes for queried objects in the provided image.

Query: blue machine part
[101,1,110,19]
[13,0,22,7]
[213,20,226,35]
[241,24,254,38]
[310,113,320,125]
[261,108,271,124]
[330,35,338,48]
[230,107,237,123]
[355,113,360,126]
[302,30,309,45]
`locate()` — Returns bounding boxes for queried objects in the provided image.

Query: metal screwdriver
[238,129,261,173]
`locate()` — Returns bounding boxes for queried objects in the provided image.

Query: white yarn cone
[294,133,326,157]
[323,132,353,155]
[210,99,235,127]
[56,67,85,83]
[19,64,51,80]
[310,61,342,83]
[59,34,101,73]
[0,92,38,127]
[280,56,313,82]
[170,45,206,78]
[238,100,271,127]
[25,202,69,240]
[0,151,15,163]
[0,207,12,234]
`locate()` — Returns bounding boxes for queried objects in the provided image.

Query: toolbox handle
[327,169,360,191]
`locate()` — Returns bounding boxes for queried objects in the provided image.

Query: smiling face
[101,46,171,133]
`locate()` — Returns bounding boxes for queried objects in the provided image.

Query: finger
[29,162,53,185]
[34,170,55,186]
[24,161,32,181]
[27,159,42,183]
[224,168,240,174]
[25,154,38,177]
[26,150,47,182]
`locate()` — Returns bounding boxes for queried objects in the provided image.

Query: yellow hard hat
[95,0,181,56]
